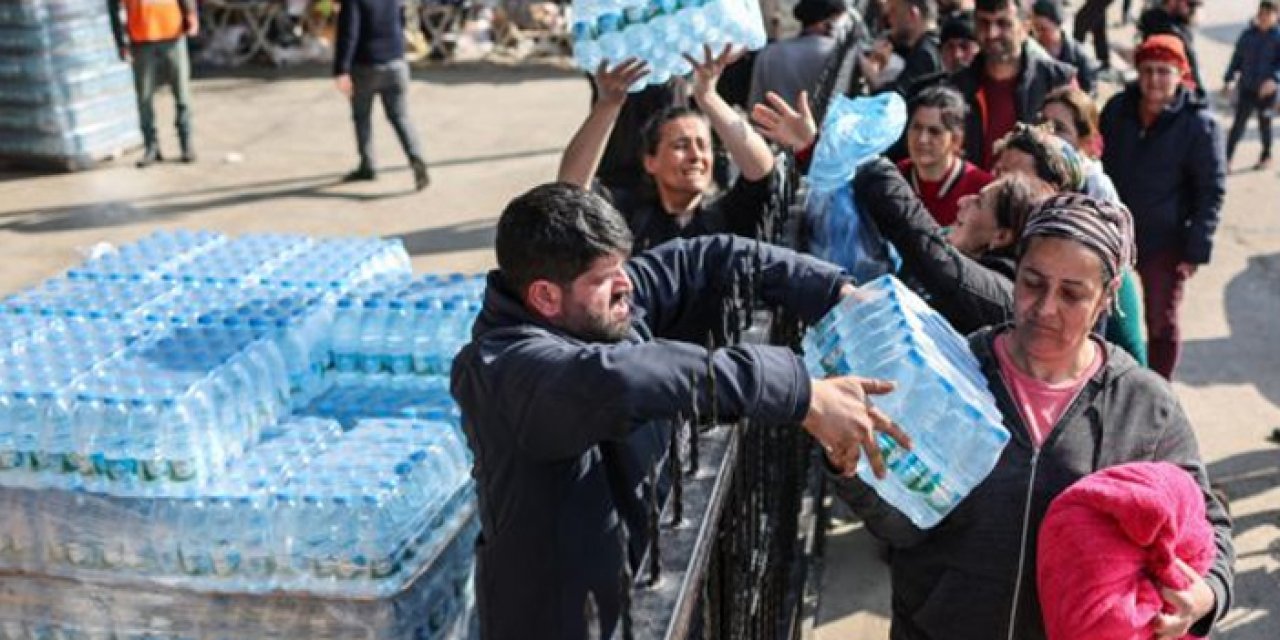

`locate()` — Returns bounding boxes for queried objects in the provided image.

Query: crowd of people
[444,1,1276,639]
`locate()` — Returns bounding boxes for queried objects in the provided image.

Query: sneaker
[411,158,430,191]
[342,166,377,182]
[1256,156,1272,171]
[136,146,163,168]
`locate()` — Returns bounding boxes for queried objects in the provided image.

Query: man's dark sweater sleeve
[1152,394,1234,637]
[333,0,360,75]
[497,338,811,462]
[626,234,850,340]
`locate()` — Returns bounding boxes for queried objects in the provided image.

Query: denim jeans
[350,59,425,170]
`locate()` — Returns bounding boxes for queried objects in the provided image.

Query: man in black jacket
[950,0,1075,168]
[333,0,429,190]
[451,183,906,639]
[1030,0,1098,94]
[881,0,944,96]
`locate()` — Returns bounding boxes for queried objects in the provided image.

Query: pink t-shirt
[994,334,1104,447]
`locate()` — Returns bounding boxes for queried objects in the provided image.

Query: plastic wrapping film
[0,511,479,640]
[0,232,482,638]
[0,0,142,165]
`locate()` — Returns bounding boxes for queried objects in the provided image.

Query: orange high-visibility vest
[122,0,185,43]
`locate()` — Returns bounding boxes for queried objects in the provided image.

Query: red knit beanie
[1135,35,1191,82]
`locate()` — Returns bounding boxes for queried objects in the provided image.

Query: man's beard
[570,312,632,343]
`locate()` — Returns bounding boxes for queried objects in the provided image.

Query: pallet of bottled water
[802,275,1011,529]
[0,0,142,169]
[0,230,487,638]
[571,0,767,88]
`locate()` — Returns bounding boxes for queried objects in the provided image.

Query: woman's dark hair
[993,123,1077,192]
[640,106,707,157]
[988,172,1043,238]
[496,183,634,297]
[908,85,968,136]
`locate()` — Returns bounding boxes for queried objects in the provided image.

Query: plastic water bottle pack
[0,231,484,638]
[571,0,767,88]
[0,0,142,167]
[805,93,907,284]
[803,275,1010,529]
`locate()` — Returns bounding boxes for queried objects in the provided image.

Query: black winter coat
[1100,84,1226,264]
[829,326,1235,640]
[451,235,848,639]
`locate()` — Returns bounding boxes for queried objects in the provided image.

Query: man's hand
[183,14,200,38]
[1152,558,1216,638]
[119,45,131,62]
[683,44,744,102]
[803,376,909,478]
[1260,78,1277,99]
[1176,262,1199,279]
[750,90,818,153]
[335,74,353,98]
[594,58,649,108]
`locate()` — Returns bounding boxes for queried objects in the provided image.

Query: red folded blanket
[1037,461,1216,640]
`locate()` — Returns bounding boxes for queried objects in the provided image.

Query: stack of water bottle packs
[0,230,486,639]
[802,275,1011,529]
[571,0,767,87]
[0,0,141,167]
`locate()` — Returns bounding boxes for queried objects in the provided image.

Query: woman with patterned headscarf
[827,193,1234,640]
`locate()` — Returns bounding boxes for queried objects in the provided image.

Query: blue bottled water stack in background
[802,275,1010,529]
[0,231,484,638]
[570,0,768,90]
[0,0,142,168]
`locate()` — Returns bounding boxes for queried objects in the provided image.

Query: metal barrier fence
[605,14,882,635]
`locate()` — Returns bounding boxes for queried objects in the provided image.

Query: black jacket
[949,41,1076,166]
[333,0,406,75]
[1055,35,1097,95]
[1099,84,1226,264]
[451,235,848,639]
[595,169,777,253]
[887,30,943,97]
[829,326,1235,640]
[853,158,1015,334]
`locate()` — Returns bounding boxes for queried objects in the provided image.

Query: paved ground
[0,4,1277,639]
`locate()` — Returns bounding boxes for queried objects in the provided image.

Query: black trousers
[1226,86,1275,163]
[1073,0,1115,66]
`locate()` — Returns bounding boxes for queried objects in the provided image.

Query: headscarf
[1019,193,1136,282]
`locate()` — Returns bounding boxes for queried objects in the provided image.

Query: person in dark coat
[333,0,430,190]
[1100,35,1226,380]
[827,194,1234,640]
[452,183,909,639]
[1223,0,1280,170]
[949,0,1076,169]
[880,0,944,96]
[1030,0,1098,94]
